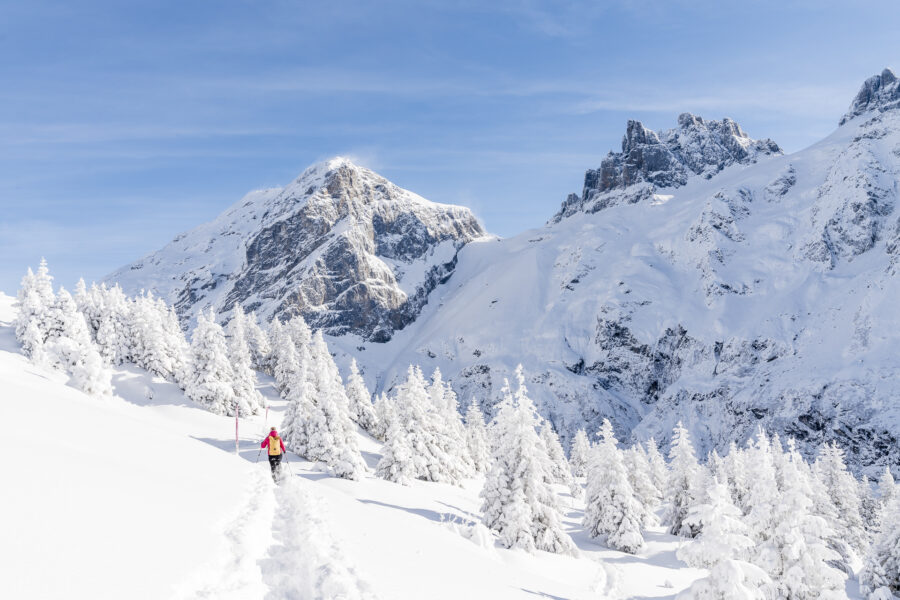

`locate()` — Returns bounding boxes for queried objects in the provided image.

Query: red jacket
[261,432,286,453]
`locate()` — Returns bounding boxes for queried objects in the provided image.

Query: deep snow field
[0,292,864,599]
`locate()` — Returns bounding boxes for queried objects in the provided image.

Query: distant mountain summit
[553,114,781,221]
[840,67,900,125]
[107,157,486,341]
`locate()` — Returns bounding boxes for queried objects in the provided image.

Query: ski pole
[255,446,262,463]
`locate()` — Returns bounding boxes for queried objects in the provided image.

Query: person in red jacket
[261,427,286,481]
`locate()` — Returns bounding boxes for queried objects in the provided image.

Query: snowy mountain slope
[335,70,900,474]
[107,158,486,342]
[0,292,759,600]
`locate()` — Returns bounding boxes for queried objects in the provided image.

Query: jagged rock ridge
[553,113,781,221]
[107,158,486,341]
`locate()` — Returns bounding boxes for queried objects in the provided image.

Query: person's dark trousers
[268,454,283,480]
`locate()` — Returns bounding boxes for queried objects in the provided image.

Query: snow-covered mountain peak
[840,67,900,126]
[107,159,487,341]
[552,113,782,221]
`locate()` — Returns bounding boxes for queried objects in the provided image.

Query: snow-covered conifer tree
[427,368,474,476]
[644,437,668,499]
[299,332,365,480]
[345,358,378,433]
[624,444,660,519]
[676,480,771,600]
[752,450,846,600]
[226,305,264,415]
[465,401,490,473]
[860,496,900,599]
[666,422,703,537]
[377,367,432,484]
[539,420,572,486]
[243,310,271,373]
[878,467,896,509]
[743,429,780,543]
[815,442,868,555]
[859,476,881,534]
[723,440,749,509]
[372,392,393,441]
[45,287,113,396]
[184,308,238,415]
[93,285,131,366]
[480,367,575,555]
[583,419,645,553]
[569,428,591,478]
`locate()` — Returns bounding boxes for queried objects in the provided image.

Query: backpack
[268,435,282,456]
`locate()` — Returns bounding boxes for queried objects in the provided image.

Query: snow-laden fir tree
[14,259,55,345]
[752,450,846,600]
[184,308,239,415]
[278,331,316,457]
[376,366,432,484]
[301,331,365,480]
[860,495,900,599]
[377,366,470,485]
[723,440,749,509]
[582,419,645,554]
[743,429,780,542]
[815,442,869,556]
[569,428,591,478]
[539,420,572,486]
[644,437,668,500]
[464,401,490,473]
[878,467,896,510]
[344,358,378,433]
[676,480,771,600]
[270,320,301,398]
[427,368,475,477]
[44,287,113,396]
[624,444,660,520]
[225,305,265,416]
[93,285,131,366]
[372,392,393,441]
[859,475,881,534]
[480,366,576,555]
[243,310,271,374]
[666,421,703,538]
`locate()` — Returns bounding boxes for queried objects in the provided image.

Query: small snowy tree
[226,305,265,415]
[666,422,703,538]
[676,480,771,600]
[582,419,645,554]
[569,428,591,478]
[878,467,896,510]
[372,392,393,441]
[815,442,869,555]
[344,359,378,433]
[480,366,576,554]
[184,308,238,415]
[860,496,900,599]
[301,332,365,480]
[244,311,271,373]
[624,444,660,520]
[428,368,475,477]
[539,420,572,486]
[644,437,668,499]
[465,401,490,473]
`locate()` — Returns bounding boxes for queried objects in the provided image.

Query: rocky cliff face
[107,158,486,341]
[335,70,900,475]
[552,113,781,221]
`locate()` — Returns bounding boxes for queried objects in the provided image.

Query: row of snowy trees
[14,261,268,417]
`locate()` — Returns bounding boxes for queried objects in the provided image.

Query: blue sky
[2,0,899,293]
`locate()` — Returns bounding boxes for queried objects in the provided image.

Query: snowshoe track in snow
[261,476,379,600]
